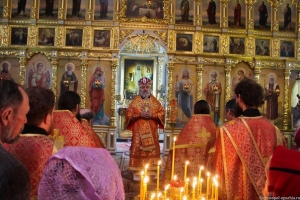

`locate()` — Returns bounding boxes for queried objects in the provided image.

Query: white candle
[171,137,176,179]
[140,171,144,200]
[157,160,161,192]
[198,166,204,197]
[206,172,210,198]
[184,161,189,182]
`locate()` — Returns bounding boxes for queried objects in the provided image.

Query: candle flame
[200,166,204,170]
[200,178,203,183]
[185,161,189,165]
[207,172,210,177]
[141,171,144,175]
[145,164,149,169]
[165,184,170,190]
[173,136,177,142]
[174,175,177,180]
[144,176,149,183]
[158,160,161,165]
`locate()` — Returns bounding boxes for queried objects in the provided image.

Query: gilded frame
[119,56,158,100]
[10,26,28,46]
[64,27,84,48]
[229,37,245,55]
[92,28,112,49]
[37,26,56,47]
[175,31,195,53]
[119,0,168,24]
[202,34,220,55]
[279,39,296,58]
[255,38,271,56]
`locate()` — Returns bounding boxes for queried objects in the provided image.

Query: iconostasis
[0,0,300,152]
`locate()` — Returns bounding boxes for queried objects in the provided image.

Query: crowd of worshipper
[0,77,300,200]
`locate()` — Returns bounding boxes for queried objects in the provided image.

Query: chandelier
[123,30,161,56]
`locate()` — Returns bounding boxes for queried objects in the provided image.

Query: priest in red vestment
[5,87,63,199]
[126,77,165,170]
[162,100,216,185]
[212,79,285,200]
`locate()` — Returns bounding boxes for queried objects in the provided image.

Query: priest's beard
[1,121,21,144]
[235,103,244,117]
[139,89,150,99]
[67,71,73,76]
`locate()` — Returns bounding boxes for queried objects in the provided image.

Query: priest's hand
[141,110,152,119]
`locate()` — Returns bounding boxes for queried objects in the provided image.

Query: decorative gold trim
[110,60,118,127]
[173,57,196,63]
[51,58,58,100]
[224,65,232,103]
[119,29,134,43]
[196,64,203,101]
[80,59,87,108]
[91,27,112,49]
[154,30,168,45]
[19,57,26,86]
[283,68,291,130]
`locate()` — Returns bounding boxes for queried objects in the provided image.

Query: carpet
[113,143,167,200]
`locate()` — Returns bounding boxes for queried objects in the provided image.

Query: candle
[197,166,204,197]
[150,193,155,200]
[184,178,189,196]
[171,137,177,179]
[192,181,196,200]
[164,184,170,200]
[110,132,114,147]
[211,177,215,199]
[200,178,203,197]
[206,172,210,198]
[179,187,183,200]
[140,171,144,200]
[145,164,149,177]
[157,160,161,192]
[215,182,218,200]
[144,176,149,200]
[184,161,189,182]
[157,192,161,200]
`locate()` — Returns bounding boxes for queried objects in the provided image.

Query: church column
[196,63,203,101]
[19,57,27,87]
[169,0,175,24]
[58,0,65,20]
[166,62,175,129]
[297,2,300,32]
[86,0,93,20]
[220,0,228,28]
[80,59,87,108]
[283,68,291,130]
[110,60,118,127]
[30,0,38,19]
[272,1,279,31]
[224,61,232,104]
[115,0,120,21]
[3,0,10,18]
[254,65,262,84]
[51,56,58,99]
[246,0,254,30]
[195,0,201,26]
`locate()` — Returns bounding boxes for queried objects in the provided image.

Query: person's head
[0,80,29,144]
[182,70,189,79]
[225,99,242,120]
[38,147,125,199]
[194,100,210,114]
[1,62,9,73]
[80,108,94,126]
[37,62,43,71]
[25,86,55,135]
[138,77,151,98]
[262,1,264,5]
[210,70,217,81]
[94,67,101,76]
[234,79,264,111]
[66,63,74,76]
[58,91,81,121]
[263,146,300,197]
[286,3,289,7]
[238,70,245,77]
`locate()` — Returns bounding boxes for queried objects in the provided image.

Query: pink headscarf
[38,147,125,200]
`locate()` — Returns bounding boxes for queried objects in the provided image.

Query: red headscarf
[267,145,300,197]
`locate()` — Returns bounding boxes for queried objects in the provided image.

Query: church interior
[1,0,300,198]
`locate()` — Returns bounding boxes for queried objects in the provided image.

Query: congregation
[1,78,300,200]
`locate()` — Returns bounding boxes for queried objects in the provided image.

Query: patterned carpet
[113,142,167,200]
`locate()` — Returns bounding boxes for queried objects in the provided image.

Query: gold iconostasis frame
[1,0,300,151]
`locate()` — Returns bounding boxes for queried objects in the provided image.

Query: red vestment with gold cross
[162,114,216,186]
[126,94,165,170]
[213,116,285,200]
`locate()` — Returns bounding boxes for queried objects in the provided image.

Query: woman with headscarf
[38,146,125,199]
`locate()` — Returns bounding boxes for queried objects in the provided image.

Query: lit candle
[164,184,170,200]
[157,160,161,192]
[145,164,149,177]
[185,178,189,196]
[192,181,196,200]
[183,195,187,200]
[179,187,183,200]
[150,193,156,200]
[211,177,215,199]
[206,172,210,198]
[157,192,161,200]
[140,171,144,200]
[197,166,204,197]
[200,178,203,197]
[171,137,176,179]
[144,176,149,200]
[215,181,218,200]
[184,161,189,182]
